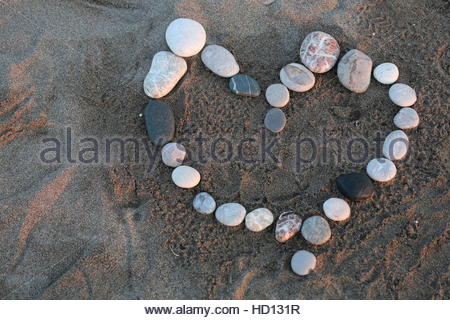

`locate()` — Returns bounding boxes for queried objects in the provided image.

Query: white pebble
[389,83,417,107]
[280,63,315,92]
[165,18,206,57]
[245,208,274,232]
[291,250,317,276]
[373,62,399,84]
[193,192,216,214]
[394,107,420,129]
[366,158,397,182]
[301,216,331,245]
[161,142,186,167]
[215,203,246,226]
[171,165,201,188]
[323,198,351,221]
[383,130,409,161]
[201,45,239,77]
[265,84,290,108]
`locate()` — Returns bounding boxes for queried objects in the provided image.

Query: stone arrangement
[142,18,420,276]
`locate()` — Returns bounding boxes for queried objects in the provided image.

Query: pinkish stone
[299,31,340,73]
[275,212,302,243]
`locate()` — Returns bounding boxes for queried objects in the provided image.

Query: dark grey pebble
[229,74,261,97]
[144,100,175,146]
[264,108,286,133]
[336,172,374,200]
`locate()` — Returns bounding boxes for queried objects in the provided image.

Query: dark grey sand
[0,0,449,299]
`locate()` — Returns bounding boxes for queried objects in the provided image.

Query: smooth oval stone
[143,51,187,99]
[161,142,186,167]
[264,108,286,133]
[265,83,290,108]
[301,216,331,245]
[383,130,409,160]
[300,31,340,73]
[245,208,274,232]
[193,192,216,214]
[366,158,397,182]
[337,49,373,93]
[280,63,315,92]
[201,45,239,78]
[394,107,420,129]
[229,74,261,97]
[291,250,317,276]
[165,18,206,57]
[275,212,302,243]
[144,100,175,146]
[336,172,375,200]
[373,62,399,84]
[215,203,246,226]
[323,198,351,221]
[171,165,201,188]
[389,83,417,107]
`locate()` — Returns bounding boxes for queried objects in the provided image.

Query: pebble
[389,83,417,107]
[245,208,274,232]
[215,203,247,226]
[291,250,317,276]
[366,158,397,182]
[373,62,399,84]
[161,142,186,167]
[301,216,331,245]
[143,51,187,99]
[264,108,286,133]
[336,172,375,200]
[323,198,351,221]
[300,31,340,73]
[394,107,420,129]
[280,63,315,92]
[383,130,409,161]
[229,74,261,97]
[275,212,302,243]
[265,84,290,108]
[165,18,206,57]
[171,165,201,188]
[144,100,175,146]
[337,49,373,93]
[193,192,216,214]
[201,45,239,78]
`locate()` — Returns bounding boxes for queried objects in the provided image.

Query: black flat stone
[229,74,261,97]
[144,100,175,146]
[336,172,374,200]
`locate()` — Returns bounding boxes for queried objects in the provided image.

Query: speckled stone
[373,62,399,84]
[265,83,290,108]
[291,250,317,276]
[275,212,302,243]
[383,130,409,161]
[366,158,397,182]
[161,142,186,167]
[165,18,206,57]
[143,51,187,99]
[389,83,417,107]
[201,45,239,78]
[301,216,331,245]
[245,208,274,232]
[144,100,175,146]
[215,203,247,226]
[280,63,315,92]
[323,198,351,221]
[300,31,340,73]
[193,192,216,214]
[171,165,201,188]
[337,49,372,93]
[394,108,420,129]
[336,172,375,200]
[264,108,286,133]
[229,74,261,97]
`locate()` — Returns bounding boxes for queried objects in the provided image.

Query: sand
[0,0,449,299]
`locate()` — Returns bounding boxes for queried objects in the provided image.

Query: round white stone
[215,203,246,226]
[171,165,201,188]
[301,216,331,245]
[389,83,417,107]
[291,250,317,276]
[366,158,397,182]
[193,192,216,214]
[245,208,274,232]
[280,63,315,92]
[323,198,351,222]
[373,62,399,84]
[394,107,420,129]
[265,84,290,108]
[383,130,409,161]
[201,45,239,77]
[161,142,186,167]
[165,18,206,57]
